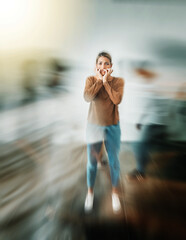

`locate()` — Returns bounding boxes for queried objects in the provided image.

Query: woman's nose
[100,64,106,69]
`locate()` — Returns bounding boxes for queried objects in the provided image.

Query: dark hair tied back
[96,51,112,64]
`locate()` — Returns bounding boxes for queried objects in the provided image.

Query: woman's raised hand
[103,68,113,83]
[95,68,103,80]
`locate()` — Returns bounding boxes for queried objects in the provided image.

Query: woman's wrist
[103,79,108,85]
[103,77,108,83]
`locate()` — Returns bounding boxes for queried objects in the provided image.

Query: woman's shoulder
[113,76,124,81]
[113,76,125,85]
[86,75,96,81]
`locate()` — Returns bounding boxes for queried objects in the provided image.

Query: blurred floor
[0,92,186,240]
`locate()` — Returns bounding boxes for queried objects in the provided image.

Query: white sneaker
[112,193,121,213]
[84,193,94,212]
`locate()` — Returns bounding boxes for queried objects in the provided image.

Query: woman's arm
[84,77,103,102]
[103,78,124,105]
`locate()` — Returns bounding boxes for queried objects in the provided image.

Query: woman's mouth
[100,69,106,76]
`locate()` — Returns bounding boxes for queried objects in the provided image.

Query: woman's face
[96,56,112,76]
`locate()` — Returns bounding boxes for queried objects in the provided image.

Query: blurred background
[0,0,186,239]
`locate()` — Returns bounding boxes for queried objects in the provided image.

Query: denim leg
[87,142,103,188]
[132,141,149,173]
[104,123,121,187]
[133,124,167,173]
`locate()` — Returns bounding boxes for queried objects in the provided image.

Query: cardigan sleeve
[103,78,124,105]
[84,76,103,102]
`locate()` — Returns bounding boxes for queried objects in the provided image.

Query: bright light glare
[0,0,80,51]
[0,0,31,50]
[0,0,28,30]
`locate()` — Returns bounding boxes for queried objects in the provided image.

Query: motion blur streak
[0,0,186,240]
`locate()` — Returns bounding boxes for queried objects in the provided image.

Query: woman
[84,51,124,213]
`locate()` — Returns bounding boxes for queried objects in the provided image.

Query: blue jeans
[132,124,167,173]
[86,122,121,188]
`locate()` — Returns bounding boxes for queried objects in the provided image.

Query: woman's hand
[95,68,103,80]
[103,68,113,83]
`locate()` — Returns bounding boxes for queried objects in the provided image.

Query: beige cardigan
[84,76,124,126]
